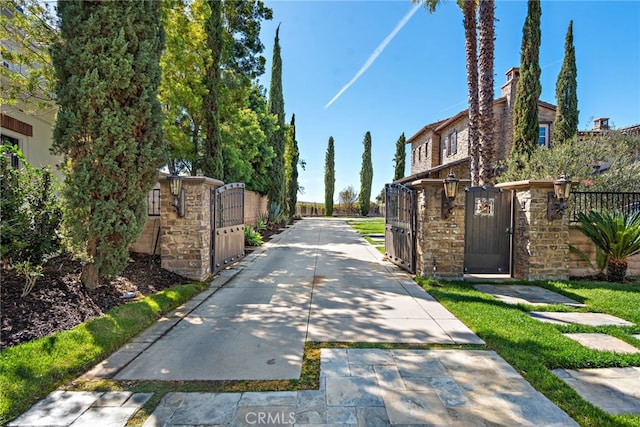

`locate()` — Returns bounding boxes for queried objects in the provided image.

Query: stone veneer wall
[160,176,224,281]
[497,180,570,280]
[244,190,268,226]
[411,179,468,278]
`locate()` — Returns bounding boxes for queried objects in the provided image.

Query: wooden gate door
[464,186,513,274]
[384,183,416,273]
[211,183,245,274]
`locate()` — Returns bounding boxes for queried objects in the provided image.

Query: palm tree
[575,210,640,282]
[417,0,495,186]
[478,0,495,185]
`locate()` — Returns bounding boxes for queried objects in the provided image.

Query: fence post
[160,176,224,281]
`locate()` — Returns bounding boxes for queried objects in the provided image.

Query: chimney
[501,67,520,106]
[593,118,609,131]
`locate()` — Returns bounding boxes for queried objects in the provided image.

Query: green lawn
[346,218,385,253]
[416,277,640,427]
[0,282,206,424]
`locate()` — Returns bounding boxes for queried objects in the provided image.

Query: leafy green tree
[552,20,579,144]
[359,131,373,216]
[51,1,165,289]
[202,0,224,179]
[576,210,640,283]
[393,132,406,181]
[498,131,640,192]
[267,25,285,208]
[512,0,542,159]
[159,0,207,175]
[324,136,335,216]
[0,0,57,110]
[159,0,273,179]
[284,114,300,217]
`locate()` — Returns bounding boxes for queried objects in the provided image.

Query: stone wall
[244,190,268,226]
[160,176,224,281]
[411,179,468,278]
[497,180,570,280]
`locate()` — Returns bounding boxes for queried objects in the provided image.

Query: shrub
[575,209,640,282]
[244,226,264,247]
[0,144,62,267]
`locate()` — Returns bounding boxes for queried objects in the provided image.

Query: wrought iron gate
[463,186,513,274]
[211,183,245,274]
[384,183,416,273]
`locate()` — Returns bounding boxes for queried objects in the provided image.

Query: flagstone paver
[475,284,586,306]
[553,367,640,415]
[563,333,640,354]
[528,311,634,326]
[8,391,152,427]
[141,349,577,426]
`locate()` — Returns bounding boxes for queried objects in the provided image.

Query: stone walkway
[473,284,586,307]
[142,349,578,426]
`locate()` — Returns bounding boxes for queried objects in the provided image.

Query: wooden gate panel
[211,183,245,274]
[385,183,416,273]
[464,187,513,274]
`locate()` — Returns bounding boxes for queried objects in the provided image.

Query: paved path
[112,218,481,381]
[10,218,581,426]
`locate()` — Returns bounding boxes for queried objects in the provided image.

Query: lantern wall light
[168,172,185,217]
[547,173,572,220]
[441,170,460,219]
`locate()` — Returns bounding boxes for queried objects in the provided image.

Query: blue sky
[258,0,640,204]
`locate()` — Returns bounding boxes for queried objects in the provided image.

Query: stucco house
[1,6,62,179]
[403,67,557,181]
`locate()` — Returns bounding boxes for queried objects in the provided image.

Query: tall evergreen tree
[284,114,300,217]
[359,131,373,216]
[202,0,224,179]
[512,0,542,159]
[324,136,335,216]
[267,25,285,208]
[393,132,406,181]
[553,20,579,144]
[51,1,165,289]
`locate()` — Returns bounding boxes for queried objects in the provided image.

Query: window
[1,134,21,168]
[418,145,422,161]
[445,130,457,156]
[538,124,550,147]
[412,148,415,164]
[449,130,457,155]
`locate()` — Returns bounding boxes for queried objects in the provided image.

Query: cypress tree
[202,0,224,179]
[51,1,164,289]
[267,25,285,208]
[358,131,373,216]
[324,136,335,216]
[512,0,542,159]
[553,20,579,144]
[393,132,406,181]
[285,114,299,217]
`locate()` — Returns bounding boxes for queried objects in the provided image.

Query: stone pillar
[411,179,469,279]
[497,180,570,280]
[160,176,224,281]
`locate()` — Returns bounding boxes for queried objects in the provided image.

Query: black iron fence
[569,191,640,223]
[148,188,160,216]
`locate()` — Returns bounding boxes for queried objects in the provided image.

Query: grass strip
[416,277,640,427]
[345,218,384,235]
[0,282,206,424]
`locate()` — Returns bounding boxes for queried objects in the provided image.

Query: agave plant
[575,210,640,282]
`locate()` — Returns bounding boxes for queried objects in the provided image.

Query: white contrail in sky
[324,3,421,109]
